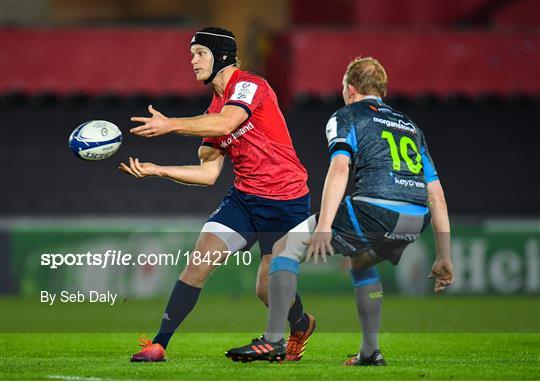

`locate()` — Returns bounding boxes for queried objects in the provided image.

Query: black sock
[288,293,308,332]
[153,280,201,349]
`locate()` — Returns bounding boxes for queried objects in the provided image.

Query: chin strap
[204,63,235,85]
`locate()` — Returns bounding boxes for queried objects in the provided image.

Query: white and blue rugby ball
[68,120,122,160]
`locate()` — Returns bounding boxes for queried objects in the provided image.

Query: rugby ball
[68,120,122,160]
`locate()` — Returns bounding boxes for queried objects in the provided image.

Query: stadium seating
[1,28,538,99]
[1,94,538,216]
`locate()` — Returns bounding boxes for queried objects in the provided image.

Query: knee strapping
[269,256,299,275]
[350,266,380,287]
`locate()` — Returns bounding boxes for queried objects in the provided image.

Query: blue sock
[350,266,380,288]
[153,280,201,349]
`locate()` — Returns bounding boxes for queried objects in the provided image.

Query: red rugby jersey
[202,70,308,200]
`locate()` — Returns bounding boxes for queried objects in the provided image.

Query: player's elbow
[430,197,448,214]
[201,171,220,187]
[330,154,350,174]
[427,181,446,203]
[428,187,447,209]
[331,161,350,176]
[199,177,216,187]
[335,164,350,175]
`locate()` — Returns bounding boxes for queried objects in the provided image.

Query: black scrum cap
[191,27,237,84]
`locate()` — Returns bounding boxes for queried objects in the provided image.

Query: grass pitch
[1,296,539,380]
[1,332,538,380]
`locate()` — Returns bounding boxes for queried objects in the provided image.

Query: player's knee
[180,264,212,286]
[180,252,218,286]
[272,236,287,257]
[350,266,380,288]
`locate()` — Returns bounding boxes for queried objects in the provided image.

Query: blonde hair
[344,57,388,98]
[234,56,241,68]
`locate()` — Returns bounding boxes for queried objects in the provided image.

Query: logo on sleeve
[325,115,338,142]
[230,81,258,104]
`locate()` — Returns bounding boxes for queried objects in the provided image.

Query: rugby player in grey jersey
[226,57,454,365]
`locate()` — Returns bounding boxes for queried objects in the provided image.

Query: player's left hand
[428,258,454,293]
[130,105,171,137]
[304,227,334,264]
[118,157,159,179]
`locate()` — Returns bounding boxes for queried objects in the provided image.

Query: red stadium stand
[0,28,203,96]
[1,27,538,100]
[266,29,540,101]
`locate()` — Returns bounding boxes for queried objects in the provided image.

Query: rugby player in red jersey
[120,27,315,362]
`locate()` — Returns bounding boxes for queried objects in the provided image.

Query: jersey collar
[361,95,383,104]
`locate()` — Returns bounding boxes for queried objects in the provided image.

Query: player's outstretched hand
[118,157,159,179]
[130,105,171,138]
[428,258,454,293]
[304,227,334,264]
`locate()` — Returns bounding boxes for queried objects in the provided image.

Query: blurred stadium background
[0,0,539,330]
